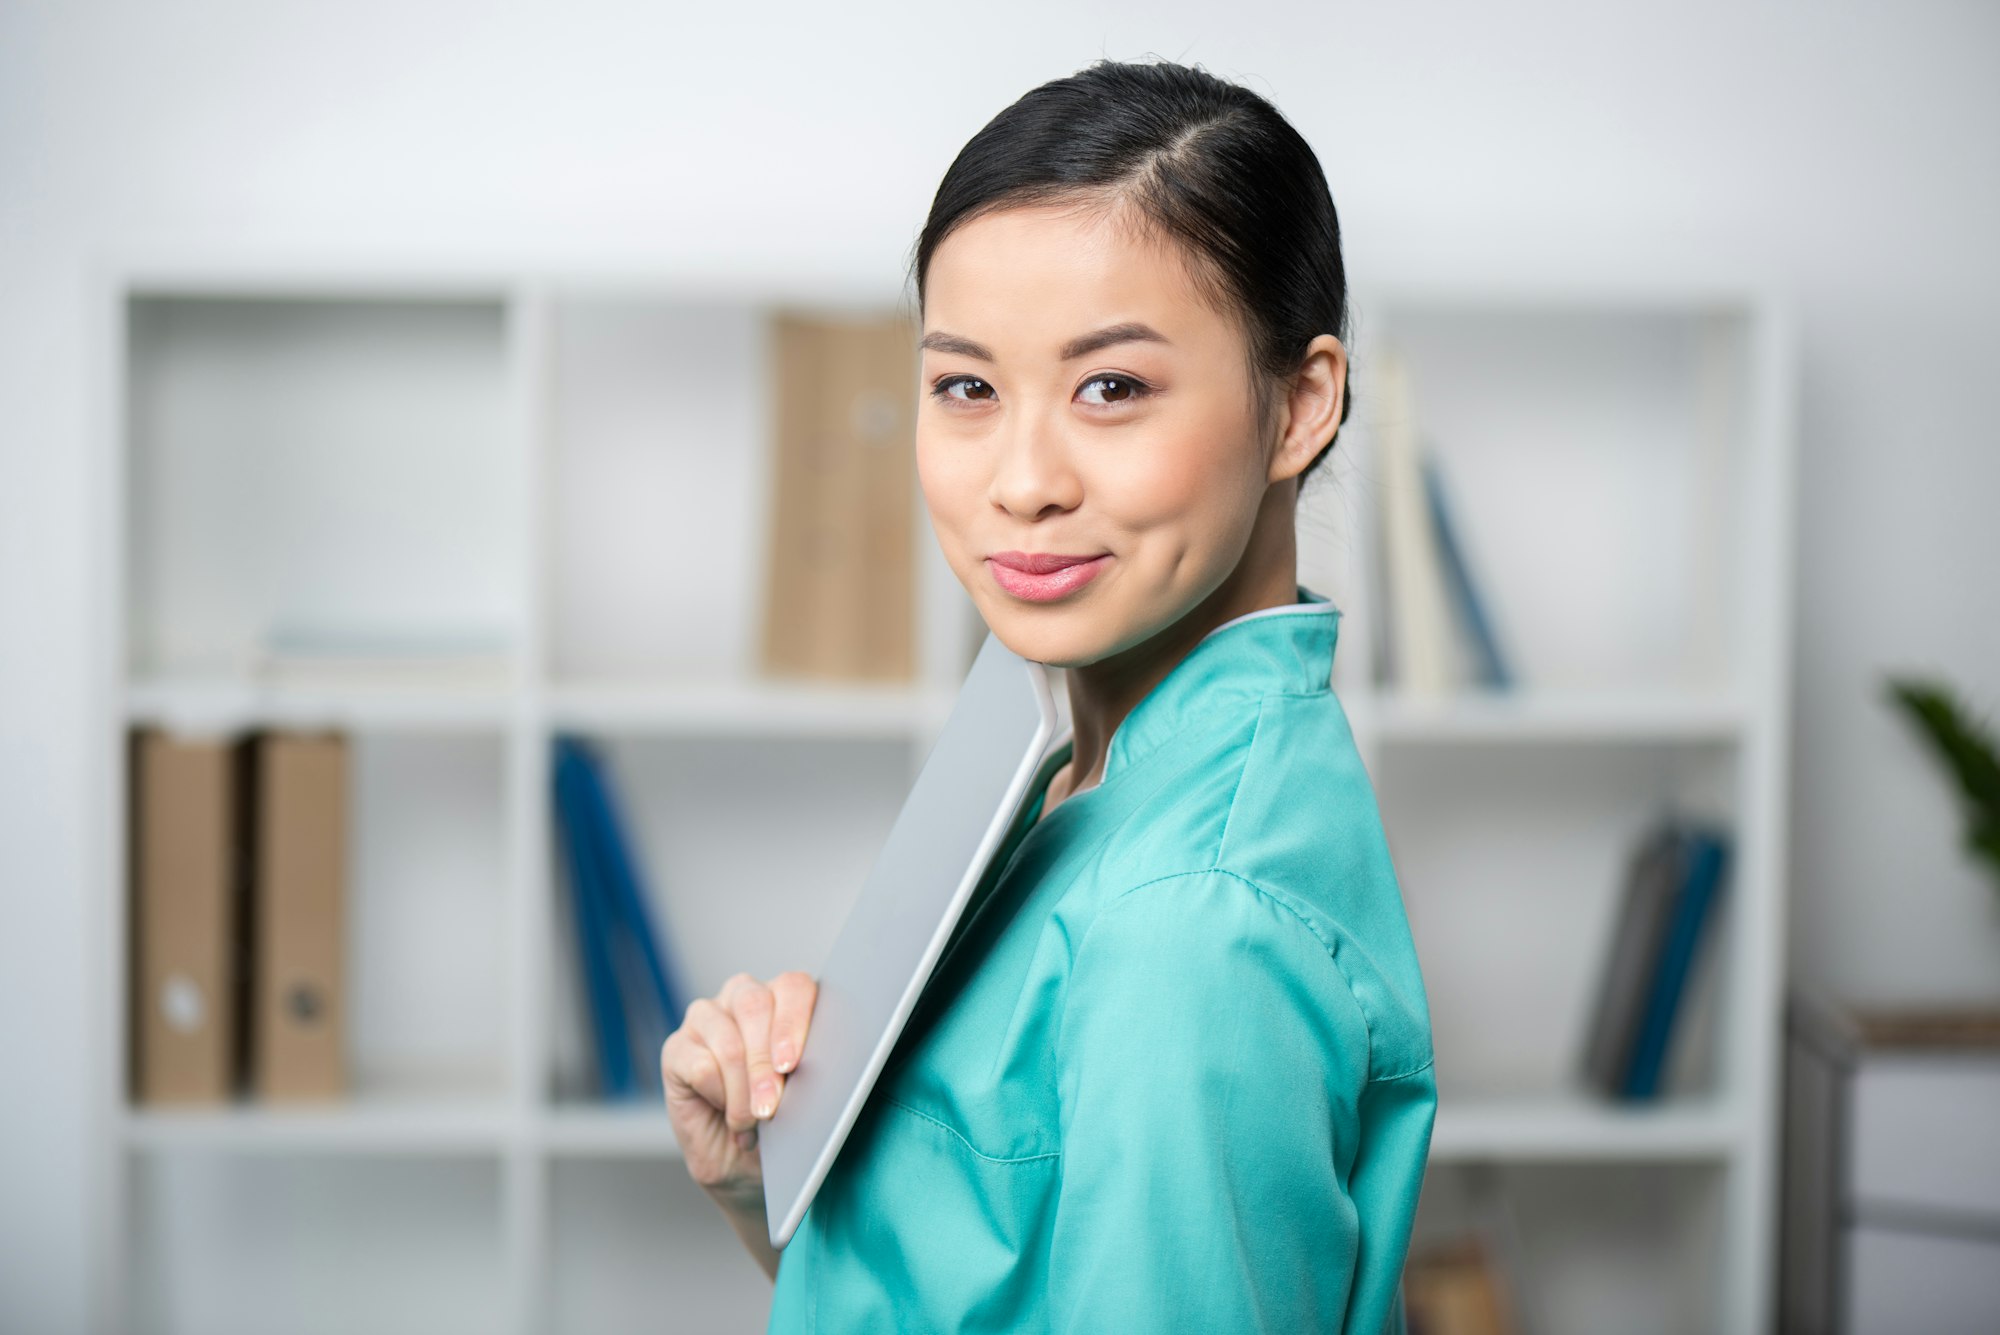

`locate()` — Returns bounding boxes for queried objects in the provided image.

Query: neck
[1046,487,1300,810]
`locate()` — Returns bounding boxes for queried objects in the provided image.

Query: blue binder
[1421,446,1514,690]
[553,738,635,1098]
[553,734,692,1100]
[569,739,689,1039]
[1622,827,1731,1100]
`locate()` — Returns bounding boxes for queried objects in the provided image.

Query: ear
[1267,334,1347,485]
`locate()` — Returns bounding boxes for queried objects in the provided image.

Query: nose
[987,404,1082,521]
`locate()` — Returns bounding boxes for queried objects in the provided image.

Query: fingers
[768,970,817,1077]
[665,969,817,1151]
[680,997,755,1134]
[661,1026,725,1111]
[724,972,782,1121]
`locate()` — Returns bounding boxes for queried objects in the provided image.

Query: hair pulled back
[911,59,1353,487]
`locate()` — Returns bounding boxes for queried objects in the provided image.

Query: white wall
[4,2,1997,1328]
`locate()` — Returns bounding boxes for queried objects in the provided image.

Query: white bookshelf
[89,262,1795,1335]
[1318,285,1798,1335]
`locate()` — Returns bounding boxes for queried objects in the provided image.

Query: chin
[974,599,1121,669]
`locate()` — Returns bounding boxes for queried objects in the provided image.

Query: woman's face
[915,201,1284,669]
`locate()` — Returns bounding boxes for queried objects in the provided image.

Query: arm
[1049,868,1425,1334]
[1342,1062,1436,1335]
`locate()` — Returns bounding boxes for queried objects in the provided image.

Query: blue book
[568,739,689,1093]
[553,738,636,1098]
[1621,827,1731,1100]
[1421,446,1514,690]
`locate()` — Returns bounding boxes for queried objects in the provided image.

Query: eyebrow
[918,321,1171,363]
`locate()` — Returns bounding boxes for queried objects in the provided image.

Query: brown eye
[1078,374,1149,406]
[932,376,995,403]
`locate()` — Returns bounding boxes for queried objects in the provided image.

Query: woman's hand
[662,969,818,1266]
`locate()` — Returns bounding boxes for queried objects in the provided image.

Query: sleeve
[1049,868,1430,1334]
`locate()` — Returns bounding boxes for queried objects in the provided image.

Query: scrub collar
[1049,583,1343,789]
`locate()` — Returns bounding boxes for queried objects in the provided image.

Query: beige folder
[130,727,255,1104]
[251,730,350,1101]
[761,311,918,681]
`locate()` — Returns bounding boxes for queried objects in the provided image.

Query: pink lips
[986,551,1111,603]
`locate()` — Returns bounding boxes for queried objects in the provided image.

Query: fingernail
[774,1041,795,1072]
[753,1080,776,1118]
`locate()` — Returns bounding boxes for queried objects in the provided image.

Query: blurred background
[3,3,1997,1333]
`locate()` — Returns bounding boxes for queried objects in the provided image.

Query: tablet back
[760,631,1059,1249]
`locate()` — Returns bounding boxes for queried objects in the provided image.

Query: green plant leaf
[1886,676,2000,894]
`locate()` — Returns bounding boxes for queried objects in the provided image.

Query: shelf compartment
[120,731,514,1121]
[1354,300,1757,697]
[1378,739,1738,1106]
[540,293,944,692]
[123,293,524,680]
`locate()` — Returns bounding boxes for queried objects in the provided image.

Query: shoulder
[1050,691,1433,1082]
[1058,866,1401,1083]
[1218,691,1437,1083]
[1059,867,1433,1088]
[1053,867,1372,1102]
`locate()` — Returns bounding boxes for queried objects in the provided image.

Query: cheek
[914,434,979,542]
[1093,412,1262,535]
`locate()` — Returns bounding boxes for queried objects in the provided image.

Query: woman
[663,58,1437,1334]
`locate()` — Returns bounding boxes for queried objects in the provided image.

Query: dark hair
[908,58,1353,490]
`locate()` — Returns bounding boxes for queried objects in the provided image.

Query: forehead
[923,201,1235,348]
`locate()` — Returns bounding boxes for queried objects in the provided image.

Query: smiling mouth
[988,551,1107,575]
[984,552,1112,602]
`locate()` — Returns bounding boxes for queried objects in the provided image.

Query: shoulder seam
[1075,865,1380,1078]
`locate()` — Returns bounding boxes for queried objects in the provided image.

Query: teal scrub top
[766,585,1437,1334]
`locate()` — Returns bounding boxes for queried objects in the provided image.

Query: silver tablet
[760,630,1061,1250]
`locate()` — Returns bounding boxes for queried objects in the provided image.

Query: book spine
[1421,449,1513,690]
[249,730,349,1102]
[571,740,687,1093]
[1622,829,1730,1099]
[554,738,634,1099]
[1579,822,1683,1096]
[1375,353,1457,694]
[131,728,255,1105]
[761,313,919,681]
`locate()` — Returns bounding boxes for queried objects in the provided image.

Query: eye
[1077,374,1151,407]
[930,374,995,405]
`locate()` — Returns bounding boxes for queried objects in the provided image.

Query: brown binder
[760,310,918,681]
[130,727,255,1104]
[251,731,350,1101]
